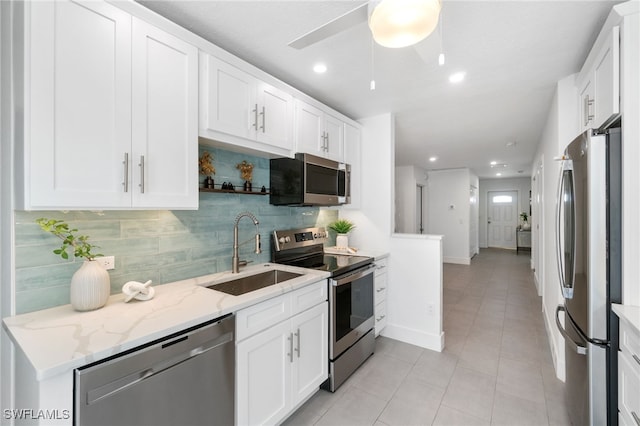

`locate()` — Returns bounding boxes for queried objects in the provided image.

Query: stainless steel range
[272,227,376,391]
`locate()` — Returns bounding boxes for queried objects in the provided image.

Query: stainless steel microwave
[270,153,350,206]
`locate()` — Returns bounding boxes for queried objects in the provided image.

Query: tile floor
[283,248,571,426]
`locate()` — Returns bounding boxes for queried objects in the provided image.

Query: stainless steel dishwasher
[74,314,235,426]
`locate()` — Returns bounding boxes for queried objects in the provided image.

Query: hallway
[283,248,570,425]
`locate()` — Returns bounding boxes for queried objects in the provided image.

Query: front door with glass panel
[488,191,518,249]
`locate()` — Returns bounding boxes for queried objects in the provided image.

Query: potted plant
[36,218,110,311]
[199,151,216,189]
[520,212,531,230]
[328,219,356,249]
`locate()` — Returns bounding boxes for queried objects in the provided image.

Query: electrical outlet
[427,303,434,316]
[96,256,115,270]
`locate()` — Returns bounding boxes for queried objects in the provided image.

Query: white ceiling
[138,0,620,179]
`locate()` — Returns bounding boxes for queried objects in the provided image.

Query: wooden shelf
[199,188,269,196]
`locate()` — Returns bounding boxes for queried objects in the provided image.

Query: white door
[487,191,518,249]
[28,0,132,209]
[416,185,425,234]
[131,18,198,209]
[236,321,291,426]
[291,303,328,405]
[470,186,479,256]
[534,163,544,293]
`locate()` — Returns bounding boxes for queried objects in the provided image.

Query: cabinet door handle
[139,155,145,194]
[584,95,594,126]
[376,315,386,322]
[287,333,293,363]
[252,104,258,130]
[633,353,640,367]
[260,106,266,133]
[632,411,640,426]
[294,328,300,358]
[123,153,129,193]
[325,133,329,152]
[376,287,386,292]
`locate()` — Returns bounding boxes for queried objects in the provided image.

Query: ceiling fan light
[368,0,442,48]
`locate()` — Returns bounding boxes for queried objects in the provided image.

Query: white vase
[336,233,349,249]
[70,260,110,311]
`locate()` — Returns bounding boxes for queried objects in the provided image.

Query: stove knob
[313,233,318,238]
[278,237,288,245]
[285,236,291,243]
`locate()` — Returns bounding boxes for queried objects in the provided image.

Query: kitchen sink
[207,270,303,296]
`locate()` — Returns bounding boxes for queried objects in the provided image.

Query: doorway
[487,190,518,249]
[416,185,425,234]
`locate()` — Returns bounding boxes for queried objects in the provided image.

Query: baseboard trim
[380,324,444,352]
[443,257,471,265]
[542,304,565,382]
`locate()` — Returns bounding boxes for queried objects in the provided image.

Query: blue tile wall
[13,146,338,314]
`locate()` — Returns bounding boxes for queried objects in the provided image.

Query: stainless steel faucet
[232,211,261,273]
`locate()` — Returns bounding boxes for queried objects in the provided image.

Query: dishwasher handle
[86,330,233,405]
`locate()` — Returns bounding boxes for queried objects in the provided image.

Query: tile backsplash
[13,147,338,314]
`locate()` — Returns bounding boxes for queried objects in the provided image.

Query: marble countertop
[2,263,329,381]
[612,304,640,334]
[323,246,389,261]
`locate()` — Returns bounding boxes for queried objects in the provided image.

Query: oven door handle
[331,264,376,287]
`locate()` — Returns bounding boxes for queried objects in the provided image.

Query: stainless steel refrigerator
[555,128,621,426]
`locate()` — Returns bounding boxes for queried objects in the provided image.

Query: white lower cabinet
[236,281,328,425]
[618,318,640,426]
[374,257,389,336]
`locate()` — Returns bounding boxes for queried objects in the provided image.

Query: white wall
[533,74,579,382]
[478,177,532,248]
[394,165,428,234]
[426,168,471,264]
[384,234,443,351]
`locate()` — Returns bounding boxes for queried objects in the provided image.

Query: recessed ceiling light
[496,173,502,177]
[449,71,466,84]
[506,141,517,148]
[429,156,437,162]
[313,63,327,74]
[490,161,497,165]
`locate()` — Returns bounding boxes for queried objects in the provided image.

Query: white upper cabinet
[295,99,345,162]
[199,54,294,156]
[21,1,198,210]
[131,18,198,209]
[577,26,620,132]
[26,0,133,209]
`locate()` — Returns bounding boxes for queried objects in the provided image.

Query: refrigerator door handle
[555,305,588,355]
[555,159,575,299]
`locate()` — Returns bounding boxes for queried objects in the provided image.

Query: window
[492,195,513,204]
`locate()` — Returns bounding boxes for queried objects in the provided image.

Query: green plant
[520,212,529,222]
[328,219,356,234]
[36,218,102,261]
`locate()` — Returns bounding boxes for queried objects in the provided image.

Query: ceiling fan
[288,0,442,50]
